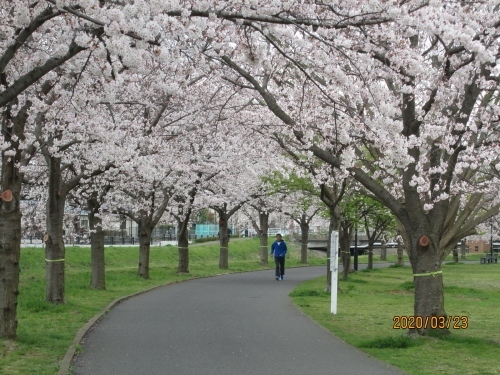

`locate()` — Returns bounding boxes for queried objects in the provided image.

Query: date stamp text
[393,315,468,329]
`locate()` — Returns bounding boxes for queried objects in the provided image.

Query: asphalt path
[73,266,406,375]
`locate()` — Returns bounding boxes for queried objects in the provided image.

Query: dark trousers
[274,256,285,277]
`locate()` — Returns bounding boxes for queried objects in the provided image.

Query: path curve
[72,266,405,375]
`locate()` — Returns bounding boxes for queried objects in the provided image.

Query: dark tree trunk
[380,240,387,261]
[1,101,32,337]
[250,210,269,265]
[0,200,21,339]
[367,243,374,269]
[396,239,404,266]
[460,239,466,260]
[340,225,352,280]
[409,237,446,334]
[176,182,199,274]
[45,156,66,304]
[258,212,269,266]
[138,225,152,279]
[299,215,309,264]
[177,217,190,274]
[88,197,105,290]
[219,217,229,269]
[318,184,345,292]
[394,202,453,335]
[126,190,173,280]
[213,202,244,270]
[452,247,459,263]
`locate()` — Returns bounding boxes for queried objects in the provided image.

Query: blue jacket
[270,240,287,258]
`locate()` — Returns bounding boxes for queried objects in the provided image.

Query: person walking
[270,234,287,280]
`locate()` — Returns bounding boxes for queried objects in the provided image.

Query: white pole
[330,230,339,314]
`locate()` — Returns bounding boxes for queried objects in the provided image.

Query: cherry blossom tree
[243,195,285,266]
[202,142,279,269]
[205,183,253,269]
[2,0,352,338]
[355,196,397,269]
[2,0,499,340]
[170,182,200,274]
[200,2,500,332]
[85,185,112,290]
[265,171,324,264]
[283,195,323,265]
[0,0,197,337]
[170,166,223,274]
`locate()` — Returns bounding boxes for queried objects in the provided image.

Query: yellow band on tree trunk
[413,270,442,277]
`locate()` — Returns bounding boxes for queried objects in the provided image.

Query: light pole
[490,220,494,261]
[354,226,358,271]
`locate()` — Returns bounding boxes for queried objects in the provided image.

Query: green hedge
[193,236,219,243]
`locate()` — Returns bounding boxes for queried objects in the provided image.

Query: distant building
[195,224,219,238]
[466,239,500,253]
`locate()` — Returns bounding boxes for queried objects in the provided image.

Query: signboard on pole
[330,231,339,314]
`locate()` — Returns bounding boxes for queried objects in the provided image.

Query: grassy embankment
[290,261,500,375]
[0,237,324,374]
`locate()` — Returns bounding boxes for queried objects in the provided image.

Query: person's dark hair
[276,233,282,237]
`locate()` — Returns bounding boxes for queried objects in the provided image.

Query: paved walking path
[73,266,406,375]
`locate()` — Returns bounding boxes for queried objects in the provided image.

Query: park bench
[480,254,498,264]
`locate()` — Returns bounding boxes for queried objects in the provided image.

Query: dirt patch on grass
[2,340,18,357]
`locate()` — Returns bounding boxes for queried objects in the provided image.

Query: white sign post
[330,231,339,314]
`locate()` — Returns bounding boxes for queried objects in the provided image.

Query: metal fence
[21,231,219,246]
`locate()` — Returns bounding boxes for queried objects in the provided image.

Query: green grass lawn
[290,262,500,375]
[0,238,325,374]
[2,237,494,375]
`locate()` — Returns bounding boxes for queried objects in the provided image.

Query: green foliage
[192,208,217,224]
[193,236,219,243]
[261,170,327,215]
[346,194,398,241]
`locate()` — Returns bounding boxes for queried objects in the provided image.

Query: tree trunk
[367,243,374,269]
[45,156,66,304]
[300,218,309,264]
[380,240,387,261]
[340,226,352,280]
[138,225,152,279]
[460,239,466,260]
[258,212,269,266]
[177,218,189,274]
[219,218,229,269]
[396,239,404,266]
[1,100,31,338]
[88,197,105,290]
[410,239,446,335]
[0,202,21,339]
[452,247,459,263]
[396,215,449,335]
